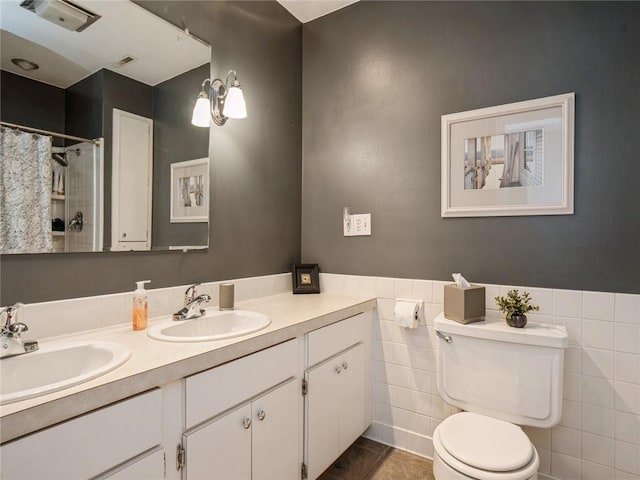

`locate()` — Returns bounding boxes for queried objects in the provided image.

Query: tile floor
[319,437,435,480]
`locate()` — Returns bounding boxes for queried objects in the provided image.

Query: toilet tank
[434,314,568,428]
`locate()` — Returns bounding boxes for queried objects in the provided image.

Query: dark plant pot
[507,314,527,328]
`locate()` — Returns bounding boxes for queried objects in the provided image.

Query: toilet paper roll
[394,300,419,329]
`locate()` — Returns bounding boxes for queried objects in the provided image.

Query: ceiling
[276,0,359,23]
[0,0,359,90]
[0,0,210,89]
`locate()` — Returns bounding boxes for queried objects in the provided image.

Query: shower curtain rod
[0,121,100,146]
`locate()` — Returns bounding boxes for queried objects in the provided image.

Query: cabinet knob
[342,362,349,370]
[335,366,342,374]
[122,232,127,238]
[257,410,266,421]
[242,417,252,429]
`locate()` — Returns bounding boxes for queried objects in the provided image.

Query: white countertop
[0,292,376,443]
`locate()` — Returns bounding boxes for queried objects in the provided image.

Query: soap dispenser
[132,280,151,331]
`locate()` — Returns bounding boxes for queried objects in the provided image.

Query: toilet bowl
[432,412,538,480]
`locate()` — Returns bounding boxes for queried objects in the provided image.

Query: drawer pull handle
[342,362,349,370]
[257,410,266,421]
[335,366,342,374]
[242,417,252,429]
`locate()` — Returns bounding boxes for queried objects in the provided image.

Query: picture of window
[464,129,543,191]
[179,174,205,207]
[170,158,209,223]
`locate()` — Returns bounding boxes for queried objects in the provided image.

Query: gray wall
[152,64,210,248]
[0,0,302,304]
[301,1,640,294]
[1,70,66,147]
[65,70,103,141]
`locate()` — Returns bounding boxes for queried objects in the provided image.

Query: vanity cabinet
[0,389,163,479]
[304,312,373,480]
[180,338,301,479]
[0,305,375,480]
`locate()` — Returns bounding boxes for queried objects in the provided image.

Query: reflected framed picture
[292,264,320,294]
[441,93,574,217]
[170,158,209,223]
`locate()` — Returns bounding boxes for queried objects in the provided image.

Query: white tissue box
[444,284,485,324]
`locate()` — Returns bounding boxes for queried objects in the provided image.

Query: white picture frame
[441,93,574,217]
[170,158,209,223]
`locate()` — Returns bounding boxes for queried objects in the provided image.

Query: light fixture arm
[207,70,241,126]
[225,70,239,87]
[210,77,228,126]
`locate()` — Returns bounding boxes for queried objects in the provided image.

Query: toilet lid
[438,412,533,472]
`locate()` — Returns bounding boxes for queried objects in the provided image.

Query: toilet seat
[433,412,539,480]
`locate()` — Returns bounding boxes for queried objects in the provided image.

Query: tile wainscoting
[10,271,639,479]
[320,273,640,480]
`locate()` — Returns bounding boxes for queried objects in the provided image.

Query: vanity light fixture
[191,70,247,127]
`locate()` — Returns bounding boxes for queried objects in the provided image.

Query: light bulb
[191,93,210,127]
[222,85,247,119]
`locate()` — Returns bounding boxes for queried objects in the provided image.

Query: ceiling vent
[20,0,101,32]
[111,55,137,68]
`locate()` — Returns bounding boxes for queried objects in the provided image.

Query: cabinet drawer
[307,313,364,367]
[0,389,161,479]
[100,448,165,480]
[185,339,298,429]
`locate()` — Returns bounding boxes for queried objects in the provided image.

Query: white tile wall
[320,273,640,480]
[15,273,292,341]
[8,271,640,479]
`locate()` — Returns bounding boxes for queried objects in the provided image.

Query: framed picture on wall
[292,264,320,294]
[170,158,209,223]
[441,93,574,217]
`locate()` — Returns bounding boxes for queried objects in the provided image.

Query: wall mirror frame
[0,0,212,255]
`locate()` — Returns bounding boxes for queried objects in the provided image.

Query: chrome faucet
[1,303,39,359]
[173,284,211,321]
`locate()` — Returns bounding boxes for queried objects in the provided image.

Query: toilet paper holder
[395,298,424,322]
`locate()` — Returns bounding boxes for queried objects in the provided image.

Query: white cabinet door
[111,108,153,251]
[338,343,365,452]
[305,355,342,480]
[252,380,299,480]
[184,379,299,480]
[184,403,252,480]
[305,343,367,480]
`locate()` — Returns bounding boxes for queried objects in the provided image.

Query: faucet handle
[2,302,24,329]
[184,283,201,305]
[8,322,28,335]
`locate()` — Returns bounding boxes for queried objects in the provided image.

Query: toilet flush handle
[436,330,452,344]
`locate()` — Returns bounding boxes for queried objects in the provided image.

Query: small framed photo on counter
[292,264,320,294]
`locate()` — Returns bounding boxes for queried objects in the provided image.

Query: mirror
[0,0,211,254]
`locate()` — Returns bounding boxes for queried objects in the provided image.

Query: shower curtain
[0,127,53,254]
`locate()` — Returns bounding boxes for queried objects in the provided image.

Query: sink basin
[147,310,271,342]
[0,341,131,406]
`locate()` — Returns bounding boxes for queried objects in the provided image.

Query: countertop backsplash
[17,273,292,341]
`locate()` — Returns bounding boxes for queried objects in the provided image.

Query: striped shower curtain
[0,127,53,254]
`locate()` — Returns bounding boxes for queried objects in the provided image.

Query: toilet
[432,314,568,480]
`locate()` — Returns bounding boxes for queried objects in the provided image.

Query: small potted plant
[495,289,539,328]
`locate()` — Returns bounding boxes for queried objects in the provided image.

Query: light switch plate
[345,213,371,236]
